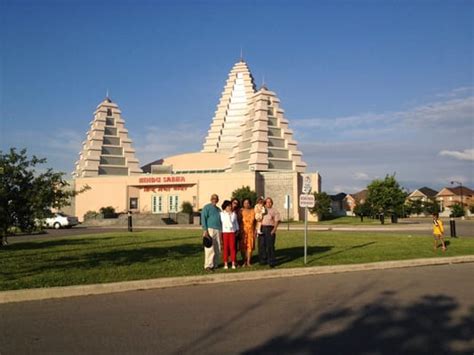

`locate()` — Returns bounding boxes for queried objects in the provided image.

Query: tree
[310,192,332,220]
[423,199,440,215]
[353,202,373,221]
[450,204,465,217]
[231,186,258,206]
[407,199,424,215]
[366,174,407,224]
[0,148,83,246]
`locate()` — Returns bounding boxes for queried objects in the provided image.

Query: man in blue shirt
[202,194,222,271]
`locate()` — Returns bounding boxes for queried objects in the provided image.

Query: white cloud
[354,172,370,180]
[403,96,474,128]
[439,149,474,161]
[292,93,473,135]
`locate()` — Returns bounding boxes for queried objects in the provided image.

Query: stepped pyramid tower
[73,97,142,177]
[202,60,256,153]
[228,86,307,173]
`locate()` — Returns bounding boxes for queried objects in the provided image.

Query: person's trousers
[259,225,276,266]
[222,232,236,264]
[204,228,221,269]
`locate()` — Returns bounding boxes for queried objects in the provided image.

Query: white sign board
[299,194,315,208]
[284,194,292,209]
[302,176,312,194]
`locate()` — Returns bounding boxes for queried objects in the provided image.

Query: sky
[1,0,473,194]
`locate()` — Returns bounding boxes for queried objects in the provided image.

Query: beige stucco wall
[74,170,319,222]
[74,172,256,221]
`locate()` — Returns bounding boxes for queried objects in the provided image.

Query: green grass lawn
[1,230,474,291]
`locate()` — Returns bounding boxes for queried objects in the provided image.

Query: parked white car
[44,213,79,229]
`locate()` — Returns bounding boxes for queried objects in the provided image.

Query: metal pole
[287,205,290,231]
[127,211,133,232]
[304,207,308,265]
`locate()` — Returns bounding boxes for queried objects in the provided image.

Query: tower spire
[240,46,243,62]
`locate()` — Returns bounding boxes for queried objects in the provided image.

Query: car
[44,213,79,229]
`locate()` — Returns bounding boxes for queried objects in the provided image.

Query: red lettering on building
[139,176,185,184]
[139,177,162,184]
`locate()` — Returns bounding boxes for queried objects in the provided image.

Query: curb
[1,255,473,304]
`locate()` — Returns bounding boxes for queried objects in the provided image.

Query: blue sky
[1,0,473,193]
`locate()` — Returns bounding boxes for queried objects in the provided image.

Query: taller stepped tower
[202,60,256,154]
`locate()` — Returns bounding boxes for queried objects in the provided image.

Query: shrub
[181,201,193,215]
[99,206,117,219]
[84,210,101,220]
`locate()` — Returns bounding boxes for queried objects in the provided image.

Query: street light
[450,180,464,218]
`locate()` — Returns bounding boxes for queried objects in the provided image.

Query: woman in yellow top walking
[432,212,446,251]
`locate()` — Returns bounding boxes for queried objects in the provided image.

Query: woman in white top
[220,200,239,269]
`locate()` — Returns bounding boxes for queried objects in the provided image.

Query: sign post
[300,177,314,265]
[284,194,291,231]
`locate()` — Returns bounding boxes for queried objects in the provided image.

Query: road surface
[1,263,473,354]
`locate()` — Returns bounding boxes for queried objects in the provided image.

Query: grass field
[1,230,474,291]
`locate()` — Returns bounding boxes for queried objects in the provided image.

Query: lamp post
[450,181,464,218]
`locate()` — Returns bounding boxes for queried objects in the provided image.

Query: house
[436,186,474,216]
[406,187,438,202]
[405,187,439,216]
[329,193,347,216]
[344,189,368,215]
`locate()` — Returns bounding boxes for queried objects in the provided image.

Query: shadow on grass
[243,293,474,355]
[11,243,203,277]
[274,246,333,265]
[0,235,200,259]
[307,242,377,264]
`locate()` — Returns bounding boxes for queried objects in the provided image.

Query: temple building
[72,60,321,222]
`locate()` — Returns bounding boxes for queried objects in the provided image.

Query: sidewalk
[1,255,473,304]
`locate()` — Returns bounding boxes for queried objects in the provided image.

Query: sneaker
[232,264,236,269]
[205,267,214,272]
[224,264,228,269]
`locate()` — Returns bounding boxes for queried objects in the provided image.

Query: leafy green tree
[407,199,424,215]
[366,174,407,224]
[310,192,332,220]
[353,202,373,221]
[423,199,440,214]
[0,148,83,246]
[450,204,465,217]
[231,186,258,206]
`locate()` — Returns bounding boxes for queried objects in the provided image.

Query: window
[129,198,138,210]
[107,109,112,116]
[151,195,163,213]
[169,195,179,213]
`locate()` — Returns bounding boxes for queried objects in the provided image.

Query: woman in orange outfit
[240,198,256,267]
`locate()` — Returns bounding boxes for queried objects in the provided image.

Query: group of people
[201,194,281,271]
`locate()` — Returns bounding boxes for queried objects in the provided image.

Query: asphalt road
[1,263,473,354]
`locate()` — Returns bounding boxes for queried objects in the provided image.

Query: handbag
[203,235,213,248]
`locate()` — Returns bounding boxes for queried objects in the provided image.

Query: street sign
[284,194,292,209]
[302,176,312,194]
[299,194,315,208]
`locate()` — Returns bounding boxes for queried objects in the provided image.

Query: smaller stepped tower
[73,97,142,177]
[228,86,307,173]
